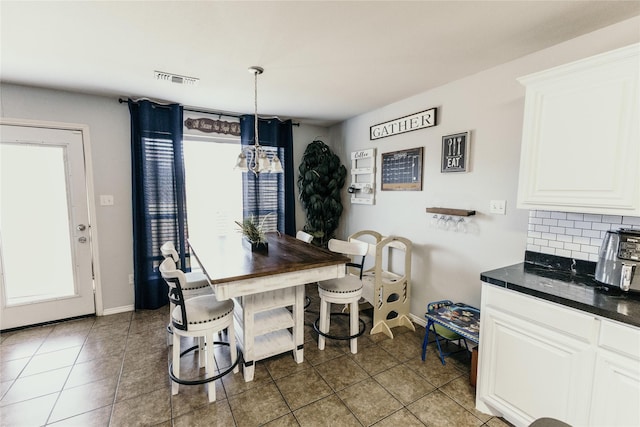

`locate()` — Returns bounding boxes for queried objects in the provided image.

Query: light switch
[100,195,114,206]
[490,200,506,215]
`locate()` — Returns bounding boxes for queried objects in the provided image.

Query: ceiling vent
[154,71,199,86]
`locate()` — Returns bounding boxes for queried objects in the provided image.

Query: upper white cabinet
[517,44,640,215]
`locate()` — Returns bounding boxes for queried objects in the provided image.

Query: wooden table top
[188,232,350,285]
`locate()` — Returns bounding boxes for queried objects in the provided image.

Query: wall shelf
[426,207,476,217]
[350,149,376,205]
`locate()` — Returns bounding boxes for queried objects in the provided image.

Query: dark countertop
[481,260,640,329]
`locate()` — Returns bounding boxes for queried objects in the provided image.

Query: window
[182,114,293,248]
[183,135,243,239]
[242,145,283,233]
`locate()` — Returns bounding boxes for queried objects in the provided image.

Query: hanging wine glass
[457,218,467,233]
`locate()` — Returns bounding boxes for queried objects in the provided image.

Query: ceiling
[2,1,639,126]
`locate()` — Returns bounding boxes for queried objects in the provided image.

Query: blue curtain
[129,99,186,310]
[240,116,295,236]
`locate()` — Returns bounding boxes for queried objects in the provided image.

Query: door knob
[78,236,87,243]
[77,224,87,231]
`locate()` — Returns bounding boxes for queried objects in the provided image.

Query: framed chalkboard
[441,131,470,173]
[381,147,423,191]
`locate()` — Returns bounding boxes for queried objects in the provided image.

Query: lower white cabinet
[476,283,640,427]
[590,320,640,427]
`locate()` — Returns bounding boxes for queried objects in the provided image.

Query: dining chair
[159,257,239,403]
[315,238,368,354]
[160,241,211,291]
[161,241,213,344]
[296,230,314,243]
[296,230,314,309]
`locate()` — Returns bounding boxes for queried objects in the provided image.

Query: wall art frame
[441,131,470,173]
[381,147,423,191]
[370,108,437,140]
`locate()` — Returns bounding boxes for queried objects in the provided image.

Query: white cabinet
[516,43,640,216]
[590,320,640,427]
[476,283,640,427]
[476,284,597,426]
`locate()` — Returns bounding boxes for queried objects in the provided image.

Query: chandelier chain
[234,66,281,175]
[254,69,259,147]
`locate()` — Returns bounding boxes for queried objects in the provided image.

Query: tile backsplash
[527,211,640,262]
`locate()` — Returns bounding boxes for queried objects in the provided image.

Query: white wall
[330,17,640,316]
[1,86,133,311]
[292,125,333,233]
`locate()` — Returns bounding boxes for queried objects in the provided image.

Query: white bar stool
[161,241,212,345]
[315,238,368,354]
[160,258,239,402]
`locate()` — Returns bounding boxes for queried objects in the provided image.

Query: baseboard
[102,304,134,316]
[409,312,426,328]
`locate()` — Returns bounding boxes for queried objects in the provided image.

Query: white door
[0,123,95,329]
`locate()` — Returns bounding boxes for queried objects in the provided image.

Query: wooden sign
[184,118,241,136]
[441,131,469,173]
[370,108,437,140]
[381,147,423,191]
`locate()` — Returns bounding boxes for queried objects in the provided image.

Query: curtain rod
[118,98,299,126]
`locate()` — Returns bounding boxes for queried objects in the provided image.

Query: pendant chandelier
[234,66,283,175]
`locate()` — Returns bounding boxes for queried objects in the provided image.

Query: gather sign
[370,108,437,140]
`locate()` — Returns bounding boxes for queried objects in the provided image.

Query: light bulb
[234,152,248,172]
[270,156,283,173]
[257,151,270,172]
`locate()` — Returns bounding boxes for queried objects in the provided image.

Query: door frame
[0,117,104,317]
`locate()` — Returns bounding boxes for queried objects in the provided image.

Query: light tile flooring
[0,284,511,426]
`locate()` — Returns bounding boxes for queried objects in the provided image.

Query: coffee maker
[595,228,640,293]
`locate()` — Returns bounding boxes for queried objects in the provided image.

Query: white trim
[409,312,426,328]
[102,304,134,316]
[80,125,104,316]
[0,117,104,316]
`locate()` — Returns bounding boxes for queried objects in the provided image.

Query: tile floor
[0,284,511,426]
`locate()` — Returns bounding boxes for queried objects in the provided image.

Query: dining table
[188,232,349,381]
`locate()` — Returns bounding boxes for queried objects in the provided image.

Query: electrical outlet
[490,200,506,215]
[128,274,134,285]
[100,195,114,206]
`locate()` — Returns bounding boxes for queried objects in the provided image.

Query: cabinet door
[590,320,640,426]
[477,306,595,426]
[590,350,640,426]
[517,44,640,215]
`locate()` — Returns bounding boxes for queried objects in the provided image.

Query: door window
[1,143,75,305]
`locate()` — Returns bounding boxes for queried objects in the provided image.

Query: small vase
[246,239,268,253]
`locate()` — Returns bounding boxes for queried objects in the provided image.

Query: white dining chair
[161,241,213,345]
[296,230,314,243]
[160,257,239,403]
[296,230,314,309]
[315,238,368,354]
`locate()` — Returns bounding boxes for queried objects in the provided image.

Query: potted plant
[297,140,347,247]
[235,214,270,252]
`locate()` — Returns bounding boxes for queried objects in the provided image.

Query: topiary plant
[297,140,347,247]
